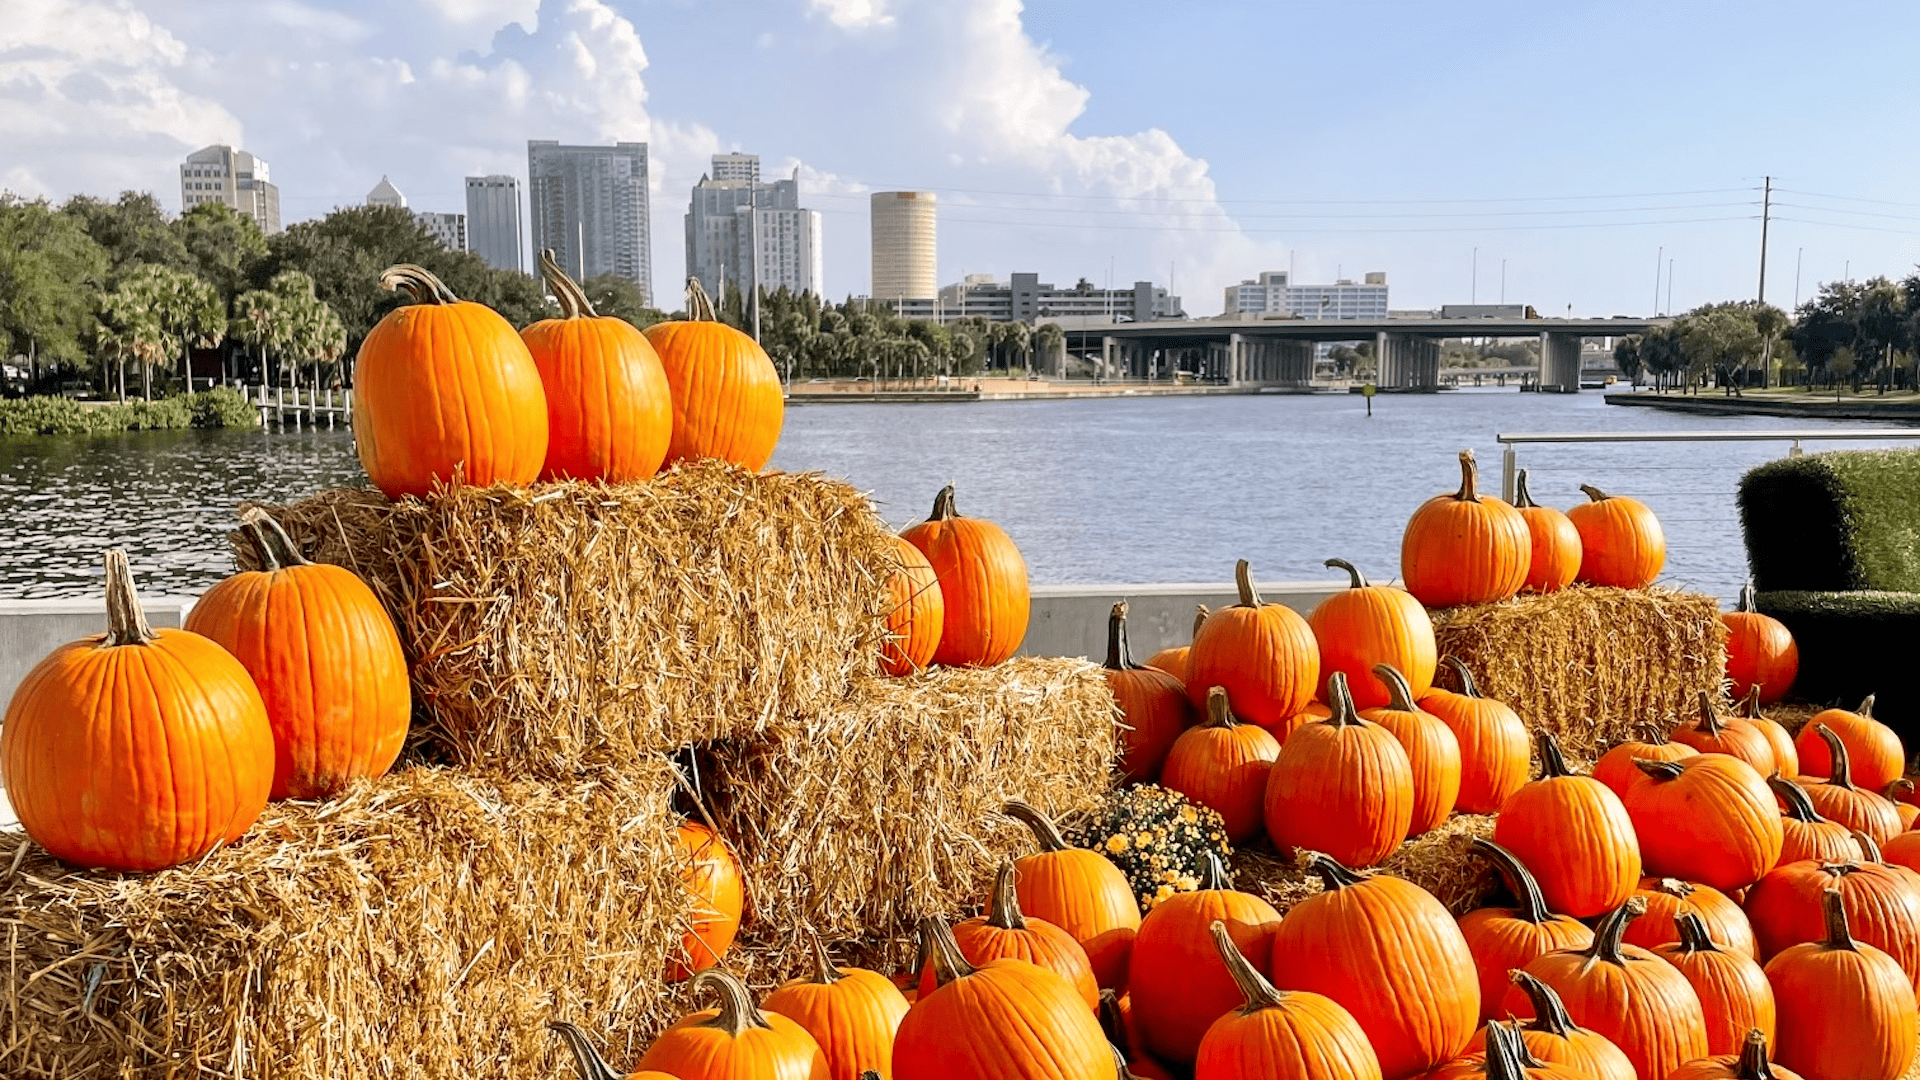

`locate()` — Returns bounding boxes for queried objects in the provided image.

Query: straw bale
[237,462,897,777]
[0,762,693,1080]
[1431,586,1727,760]
[1232,814,1499,917]
[703,657,1120,977]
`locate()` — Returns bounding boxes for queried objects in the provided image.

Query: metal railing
[1497,429,1920,502]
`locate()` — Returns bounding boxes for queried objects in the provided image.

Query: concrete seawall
[1607,391,1920,422]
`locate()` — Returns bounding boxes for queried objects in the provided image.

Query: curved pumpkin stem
[1509,970,1579,1038]
[1579,483,1612,503]
[927,484,957,523]
[1854,830,1884,863]
[1813,724,1860,791]
[685,276,717,321]
[1536,731,1575,780]
[1738,580,1759,615]
[1371,663,1421,713]
[547,1021,624,1080]
[1883,779,1915,805]
[1482,1019,1527,1080]
[1633,758,1687,783]
[1191,604,1209,640]
[1733,1029,1778,1080]
[922,917,978,987]
[1210,919,1287,1013]
[1198,850,1232,891]
[1586,896,1649,964]
[985,859,1027,930]
[1301,851,1367,893]
[1441,656,1483,698]
[689,968,774,1036]
[1004,800,1071,854]
[1453,449,1483,503]
[1325,671,1362,729]
[378,264,459,305]
[539,248,599,319]
[1770,775,1832,825]
[1692,691,1729,736]
[1325,558,1368,589]
[806,931,843,985]
[239,507,312,571]
[1513,468,1540,509]
[1203,686,1241,729]
[1105,602,1138,671]
[101,549,156,647]
[1818,886,1859,952]
[1740,685,1764,720]
[1469,837,1556,924]
[1671,910,1723,955]
[1234,559,1263,607]
[1858,695,1877,720]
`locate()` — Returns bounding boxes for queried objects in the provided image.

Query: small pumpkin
[1512,469,1583,593]
[1465,972,1636,1080]
[899,485,1029,667]
[1593,724,1699,799]
[1161,686,1280,844]
[1194,919,1383,1080]
[548,1021,681,1080]
[1772,776,1864,865]
[1625,754,1783,893]
[1004,800,1142,992]
[1186,559,1320,729]
[919,859,1099,1008]
[1666,1029,1806,1080]
[1308,558,1437,709]
[1129,853,1284,1065]
[1419,657,1529,815]
[1491,732,1642,919]
[1457,838,1596,1023]
[645,276,784,470]
[1566,483,1665,588]
[1724,583,1799,705]
[1795,725,1904,846]
[1653,912,1777,1056]
[1360,662,1463,836]
[879,535,943,676]
[1670,691,1780,776]
[1794,697,1904,796]
[763,935,909,1080]
[1401,449,1532,608]
[666,821,745,982]
[1763,888,1917,1080]
[636,968,828,1078]
[1264,671,1415,868]
[1623,877,1759,960]
[1143,605,1206,684]
[1103,602,1193,783]
[1740,688,1800,780]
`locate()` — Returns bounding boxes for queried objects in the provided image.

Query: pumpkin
[1466,972,1636,1080]
[1566,484,1665,589]
[900,485,1029,667]
[1491,732,1642,919]
[1795,725,1904,846]
[1623,877,1759,960]
[1724,583,1800,705]
[1100,990,1180,1080]
[1195,918,1382,1080]
[1264,670,1414,868]
[919,860,1099,1008]
[1143,605,1206,684]
[1881,831,1920,875]
[522,248,673,482]
[1186,559,1319,728]
[1005,800,1142,993]
[1671,692,1780,776]
[1360,662,1462,836]
[1161,686,1280,844]
[1419,657,1529,814]
[1308,558,1437,709]
[1458,838,1596,1023]
[1851,832,1920,894]
[1794,698,1904,796]
[1432,1020,1589,1080]
[548,1021,682,1080]
[1744,860,1920,986]
[184,509,409,801]
[666,821,745,982]
[2,550,275,872]
[1271,700,1335,745]
[1129,852,1284,1064]
[1881,781,1918,830]
[1626,755,1783,892]
[1507,897,1710,1080]
[895,917,1113,1080]
[1653,911,1778,1056]
[638,968,827,1078]
[1772,776,1864,865]
[1763,887,1917,1080]
[1401,449,1532,608]
[1667,1029,1806,1080]
[645,276,784,470]
[1741,688,1801,780]
[1267,853,1481,1080]
[1511,469,1583,594]
[763,935,910,1080]
[351,263,547,498]
[1103,602,1193,783]
[1593,725,1700,799]
[879,535,943,676]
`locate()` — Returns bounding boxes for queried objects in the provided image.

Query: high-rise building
[527,141,651,304]
[1223,270,1388,320]
[415,211,467,253]
[871,191,936,302]
[366,176,407,209]
[685,154,823,302]
[465,175,524,273]
[180,145,281,235]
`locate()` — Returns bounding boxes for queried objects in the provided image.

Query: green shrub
[0,390,259,437]
[186,387,260,429]
[1756,589,1920,741]
[1739,449,1920,593]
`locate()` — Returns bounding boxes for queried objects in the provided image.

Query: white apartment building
[180,145,281,234]
[415,211,467,253]
[685,155,823,300]
[466,175,524,273]
[1224,270,1389,320]
[920,272,1183,324]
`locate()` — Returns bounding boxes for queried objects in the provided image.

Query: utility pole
[1655,246,1663,315]
[1667,259,1674,315]
[1471,247,1478,304]
[1757,175,1772,304]
[1501,259,1507,305]
[1794,247,1804,309]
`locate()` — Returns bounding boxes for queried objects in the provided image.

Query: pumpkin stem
[377,263,459,305]
[1770,775,1830,825]
[1633,758,1686,782]
[1692,691,1729,735]
[1536,731,1575,779]
[1738,580,1759,615]
[928,484,957,523]
[1203,686,1240,729]
[1513,468,1539,509]
[1481,1018,1527,1080]
[685,276,717,321]
[921,917,978,986]
[1371,663,1421,713]
[1586,896,1649,964]
[806,931,843,985]
[1818,886,1859,952]
[1734,1029,1777,1080]
[1579,483,1611,503]
[239,507,312,571]
[1672,910,1722,955]
[1813,724,1858,791]
[1441,656,1482,698]
[101,549,156,647]
[1210,919,1287,1013]
[1105,602,1136,671]
[1301,851,1367,892]
[1453,449,1483,503]
[1470,837,1557,925]
[985,859,1027,930]
[689,969,774,1036]
[1883,779,1915,805]
[1324,671,1363,729]
[1508,970,1578,1037]
[1234,558,1263,607]
[546,1021,624,1080]
[1857,695,1877,720]
[1652,878,1696,903]
[539,248,599,319]
[1325,558,1368,590]
[1004,800,1071,854]
[1191,604,1209,639]
[1854,830,1884,863]
[1198,850,1233,891]
[1740,685,1764,720]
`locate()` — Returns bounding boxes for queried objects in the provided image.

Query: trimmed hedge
[0,389,259,436]
[1738,448,1920,593]
[1756,589,1920,741]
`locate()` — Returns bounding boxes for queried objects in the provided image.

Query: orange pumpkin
[1195,919,1382,1080]
[548,1021,682,1080]
[1420,657,1529,814]
[1670,692,1779,776]
[1623,877,1758,960]
[763,935,910,1080]
[880,535,943,676]
[899,485,1029,667]
[1458,838,1596,1023]
[1101,990,1178,1079]
[1624,754,1783,893]
[1773,775,1865,865]
[1491,732,1642,919]
[1795,725,1905,846]
[1436,1021,1589,1080]
[1104,602,1193,783]
[637,968,827,1078]
[1143,605,1206,685]
[1271,700,1335,745]
[1794,697,1905,795]
[351,263,548,499]
[2,550,275,871]
[918,860,1099,1008]
[1360,662,1462,836]
[1466,972,1636,1080]
[1724,583,1799,705]
[1653,911,1776,1057]
[1666,1029,1805,1080]
[1187,559,1320,729]
[1740,688,1800,780]
[1265,670,1415,868]
[1309,558,1437,710]
[1401,449,1531,608]
[1005,800,1142,993]
[1745,859,1920,987]
[1593,725,1699,800]
[1161,687,1280,844]
[1566,484,1665,588]
[1129,853,1284,1065]
[645,276,784,470]
[666,821,745,982]
[522,248,673,482]
[184,509,409,801]
[1511,469,1583,594]
[1763,888,1917,1080]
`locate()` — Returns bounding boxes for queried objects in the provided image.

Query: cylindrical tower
[870,191,937,301]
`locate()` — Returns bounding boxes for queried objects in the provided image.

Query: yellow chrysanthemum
[1106,834,1129,854]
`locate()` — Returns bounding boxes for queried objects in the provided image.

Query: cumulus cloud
[808,0,896,30]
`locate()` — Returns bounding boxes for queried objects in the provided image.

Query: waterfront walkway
[1607,388,1920,421]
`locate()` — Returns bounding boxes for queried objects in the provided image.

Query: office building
[1223,270,1389,320]
[916,272,1184,324]
[179,145,281,235]
[366,176,406,209]
[685,154,824,300]
[871,192,936,302]
[465,175,524,273]
[415,211,467,253]
[527,141,651,303]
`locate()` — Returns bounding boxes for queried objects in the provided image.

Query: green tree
[1034,322,1065,377]
[61,192,191,281]
[1613,337,1645,385]
[173,202,267,306]
[99,264,224,397]
[582,274,665,329]
[0,196,110,383]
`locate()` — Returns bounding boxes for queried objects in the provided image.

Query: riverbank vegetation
[0,387,258,436]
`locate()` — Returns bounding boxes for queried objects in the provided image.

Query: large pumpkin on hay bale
[1491,732,1641,919]
[665,821,744,982]
[1309,558,1436,709]
[1103,601,1192,783]
[1194,919,1382,1080]
[900,485,1029,667]
[1723,582,1799,705]
[1512,469,1582,594]
[1186,559,1319,728]
[645,277,785,470]
[1567,484,1665,589]
[1264,671,1414,869]
[880,535,943,676]
[1161,687,1279,844]
[1763,888,1917,1080]
[1421,657,1529,814]
[351,263,548,498]
[1401,449,1531,608]
[1,550,275,872]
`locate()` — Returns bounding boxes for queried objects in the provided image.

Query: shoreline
[1605,390,1920,422]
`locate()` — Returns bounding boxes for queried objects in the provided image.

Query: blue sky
[6,0,1919,315]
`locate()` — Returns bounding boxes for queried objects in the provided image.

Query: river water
[0,390,1907,602]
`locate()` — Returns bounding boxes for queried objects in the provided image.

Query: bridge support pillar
[1277,340,1314,386]
[1375,332,1441,390]
[1539,332,1581,393]
[1227,333,1245,386]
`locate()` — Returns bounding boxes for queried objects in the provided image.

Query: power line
[1771,202,1920,223]
[799,192,1758,221]
[1775,187,1920,211]
[1771,216,1920,237]
[831,183,1755,207]
[930,213,1757,235]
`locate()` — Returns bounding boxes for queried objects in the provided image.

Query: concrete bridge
[1049,315,1669,392]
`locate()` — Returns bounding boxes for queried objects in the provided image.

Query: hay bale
[1432,586,1726,760]
[703,657,1119,977]
[0,763,693,1080]
[239,463,897,777]
[1232,814,1499,917]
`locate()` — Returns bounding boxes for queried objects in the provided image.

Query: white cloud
[809,0,896,30]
